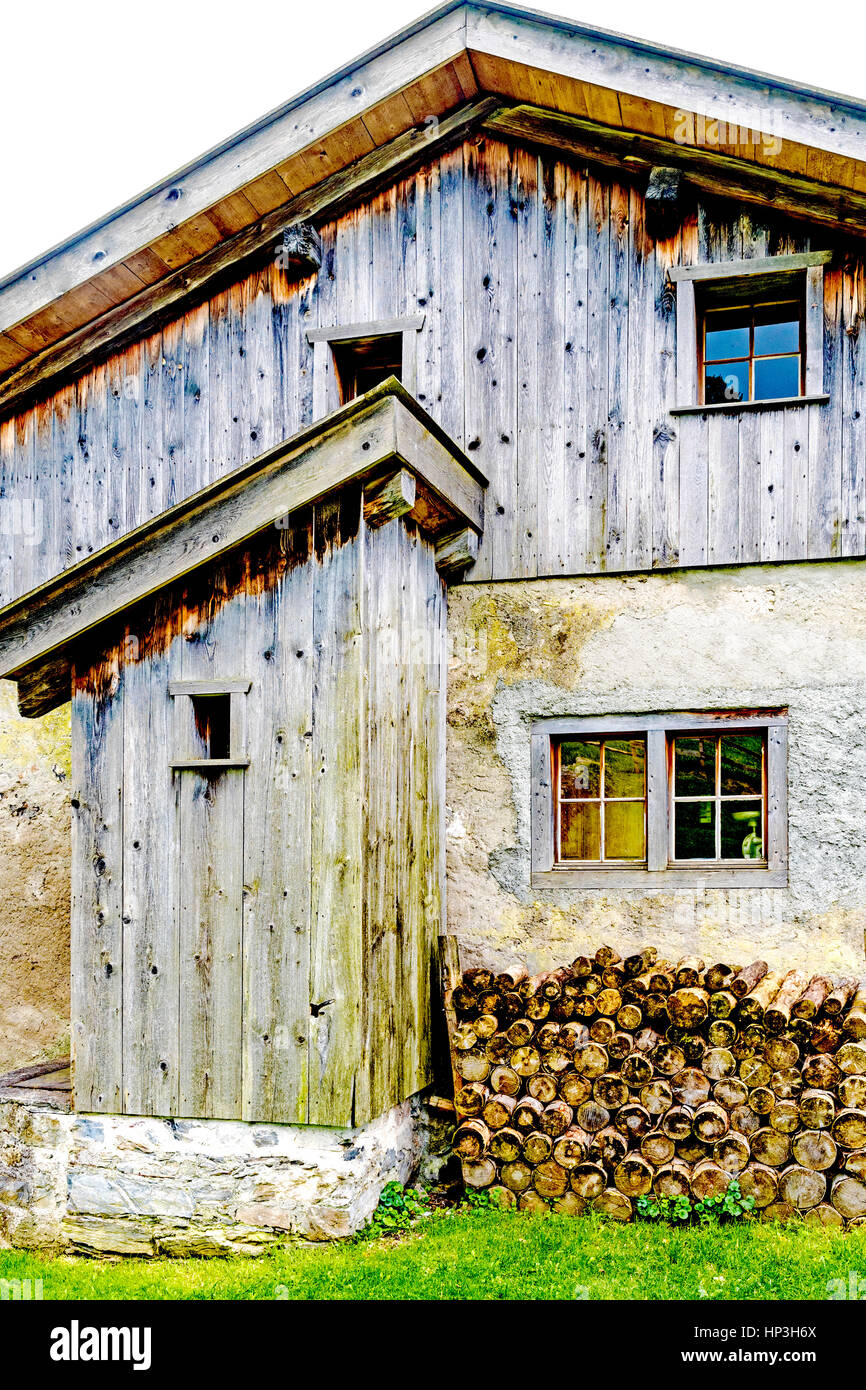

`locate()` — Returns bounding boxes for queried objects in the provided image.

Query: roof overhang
[0,380,486,717]
[2,1,866,412]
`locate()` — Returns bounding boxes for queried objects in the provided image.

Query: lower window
[533,711,787,888]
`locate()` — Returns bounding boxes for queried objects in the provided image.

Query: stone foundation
[0,1094,447,1255]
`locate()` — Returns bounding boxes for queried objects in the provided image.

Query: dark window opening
[191,694,231,760]
[701,296,804,405]
[332,333,402,403]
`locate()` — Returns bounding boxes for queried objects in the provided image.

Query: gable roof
[2,0,865,410]
[0,379,486,717]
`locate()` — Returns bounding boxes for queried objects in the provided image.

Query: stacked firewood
[446,945,866,1226]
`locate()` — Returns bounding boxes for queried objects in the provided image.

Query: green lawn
[1,1211,864,1300]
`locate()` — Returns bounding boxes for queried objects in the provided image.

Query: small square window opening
[333,333,403,404]
[190,693,232,761]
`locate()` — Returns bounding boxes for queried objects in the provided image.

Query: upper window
[332,333,403,404]
[169,679,251,771]
[701,299,802,405]
[533,710,787,888]
[306,315,425,415]
[670,251,831,414]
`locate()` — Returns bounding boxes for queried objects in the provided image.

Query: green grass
[1,1212,864,1300]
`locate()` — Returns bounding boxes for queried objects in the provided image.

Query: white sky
[1,0,862,281]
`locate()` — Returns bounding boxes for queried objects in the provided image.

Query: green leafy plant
[636,1180,755,1226]
[461,1186,512,1212]
[365,1181,432,1236]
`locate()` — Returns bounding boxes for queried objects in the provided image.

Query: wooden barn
[1,1,866,1247]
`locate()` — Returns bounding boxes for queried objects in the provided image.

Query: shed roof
[0,379,486,717]
[2,2,865,412]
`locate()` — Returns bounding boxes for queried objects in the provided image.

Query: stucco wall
[445,559,866,978]
[0,683,70,1071]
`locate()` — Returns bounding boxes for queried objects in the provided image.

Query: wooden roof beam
[483,105,866,238]
[0,98,498,420]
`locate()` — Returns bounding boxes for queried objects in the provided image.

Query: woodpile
[446,947,866,1227]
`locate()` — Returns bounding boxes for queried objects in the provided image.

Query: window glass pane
[721,800,764,860]
[705,314,750,361]
[674,737,716,795]
[754,355,799,400]
[604,801,645,860]
[705,363,748,405]
[603,739,646,798]
[720,734,763,796]
[559,741,600,799]
[674,800,716,859]
[754,304,800,356]
[560,801,601,860]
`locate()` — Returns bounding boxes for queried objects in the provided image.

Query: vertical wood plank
[308,488,363,1126]
[782,405,809,559]
[563,162,589,574]
[537,156,567,573]
[842,258,866,557]
[463,139,517,581]
[585,172,610,570]
[738,410,762,562]
[515,147,540,579]
[677,414,708,567]
[177,565,245,1120]
[121,592,182,1116]
[808,266,843,557]
[182,302,209,498]
[242,517,314,1123]
[71,651,124,1112]
[436,145,465,450]
[652,222,681,568]
[707,411,740,564]
[626,182,653,569]
[675,279,697,409]
[604,179,629,570]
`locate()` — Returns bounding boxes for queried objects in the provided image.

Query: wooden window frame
[668,730,767,868]
[531,711,788,889]
[670,251,831,415]
[306,314,425,416]
[169,678,251,771]
[554,735,648,867]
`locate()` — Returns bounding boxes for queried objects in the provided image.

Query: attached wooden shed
[0,381,485,1127]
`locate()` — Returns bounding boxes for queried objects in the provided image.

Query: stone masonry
[0,1094,446,1254]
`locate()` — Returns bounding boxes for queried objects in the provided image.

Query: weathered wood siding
[3,136,865,599]
[70,495,446,1125]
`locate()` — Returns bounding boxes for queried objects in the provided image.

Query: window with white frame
[531,711,787,888]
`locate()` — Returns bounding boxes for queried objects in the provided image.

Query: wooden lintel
[668,250,833,281]
[307,314,426,344]
[363,468,417,528]
[168,679,252,696]
[483,105,866,238]
[435,526,479,578]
